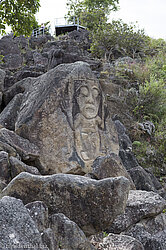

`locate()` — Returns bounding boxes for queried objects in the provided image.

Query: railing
[32,26,50,37]
[54,17,79,27]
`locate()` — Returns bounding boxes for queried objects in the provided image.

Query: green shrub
[134,77,166,122]
[90,19,149,60]
[145,37,166,56]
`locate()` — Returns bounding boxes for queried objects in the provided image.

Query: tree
[90,19,148,60]
[0,0,40,36]
[66,0,119,30]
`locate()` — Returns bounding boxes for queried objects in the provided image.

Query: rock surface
[15,61,119,174]
[128,165,162,192]
[123,213,166,250]
[9,156,40,178]
[25,201,49,233]
[0,93,23,130]
[98,233,144,250]
[108,190,166,234]
[50,213,94,249]
[91,153,135,189]
[0,151,10,183]
[0,172,130,235]
[0,128,40,162]
[0,196,45,249]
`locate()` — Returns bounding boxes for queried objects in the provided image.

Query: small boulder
[0,93,23,130]
[50,213,94,249]
[128,165,162,192]
[3,53,23,70]
[99,233,144,250]
[108,190,166,233]
[119,149,139,170]
[0,196,45,249]
[25,201,49,233]
[0,172,130,235]
[92,153,135,189]
[0,128,40,162]
[9,156,40,178]
[123,212,166,250]
[0,151,10,183]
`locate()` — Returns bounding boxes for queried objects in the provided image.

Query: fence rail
[32,26,49,37]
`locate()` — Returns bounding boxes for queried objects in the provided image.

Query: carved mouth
[85,107,95,113]
[85,105,96,113]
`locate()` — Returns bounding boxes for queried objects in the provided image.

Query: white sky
[36,0,166,39]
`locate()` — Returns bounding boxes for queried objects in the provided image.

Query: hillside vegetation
[90,19,166,178]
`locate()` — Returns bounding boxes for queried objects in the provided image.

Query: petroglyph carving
[72,79,105,170]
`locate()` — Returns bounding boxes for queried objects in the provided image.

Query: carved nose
[87,92,94,103]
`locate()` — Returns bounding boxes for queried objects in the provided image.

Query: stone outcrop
[14,61,119,174]
[0,128,40,162]
[9,156,40,179]
[0,196,45,249]
[0,172,130,235]
[0,93,23,130]
[25,201,49,233]
[0,31,165,250]
[50,213,94,249]
[108,190,166,234]
[128,165,162,192]
[98,233,144,250]
[91,153,135,189]
[123,213,166,250]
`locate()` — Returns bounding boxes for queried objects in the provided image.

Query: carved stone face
[77,81,100,119]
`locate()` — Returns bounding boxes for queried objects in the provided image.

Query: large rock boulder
[15,61,119,174]
[0,68,5,92]
[0,172,130,235]
[108,190,166,234]
[91,153,135,189]
[50,213,94,249]
[123,213,166,250]
[128,165,162,192]
[0,196,45,249]
[0,69,5,108]
[0,93,23,130]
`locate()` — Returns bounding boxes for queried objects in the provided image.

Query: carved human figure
[73,79,104,170]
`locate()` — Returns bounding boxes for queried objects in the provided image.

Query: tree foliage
[0,0,40,36]
[66,0,119,30]
[90,19,148,60]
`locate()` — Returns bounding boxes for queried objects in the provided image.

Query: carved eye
[80,86,89,96]
[92,87,99,98]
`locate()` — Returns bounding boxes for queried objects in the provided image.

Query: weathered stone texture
[0,93,23,130]
[0,151,10,183]
[0,172,130,236]
[0,68,5,92]
[98,233,144,250]
[92,153,135,189]
[0,196,45,249]
[0,128,40,162]
[108,190,166,234]
[14,61,119,174]
[9,156,40,178]
[50,213,94,249]
[25,201,48,233]
[123,213,166,250]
